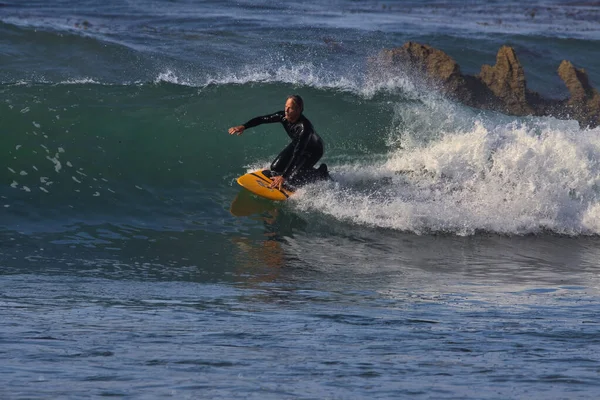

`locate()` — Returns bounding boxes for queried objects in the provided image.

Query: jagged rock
[375,42,497,109]
[390,42,461,84]
[375,42,600,129]
[376,43,459,91]
[479,46,534,115]
[559,60,592,101]
[558,60,600,128]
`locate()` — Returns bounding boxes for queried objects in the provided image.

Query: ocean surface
[2,1,600,398]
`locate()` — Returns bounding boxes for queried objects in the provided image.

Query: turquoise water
[2,1,600,398]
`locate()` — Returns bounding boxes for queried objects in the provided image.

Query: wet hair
[286,94,304,113]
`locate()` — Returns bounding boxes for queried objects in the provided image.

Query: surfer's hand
[270,176,284,190]
[228,126,245,135]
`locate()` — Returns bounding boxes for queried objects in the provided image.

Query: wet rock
[479,46,534,115]
[375,42,498,109]
[374,42,600,129]
[377,42,462,91]
[558,60,600,128]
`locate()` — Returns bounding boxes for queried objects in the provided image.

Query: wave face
[2,0,600,236]
[3,69,600,236]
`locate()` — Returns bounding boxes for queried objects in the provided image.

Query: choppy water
[2,1,600,398]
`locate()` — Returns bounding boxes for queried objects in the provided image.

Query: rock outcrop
[479,46,534,115]
[375,43,491,108]
[373,42,600,129]
[558,60,600,128]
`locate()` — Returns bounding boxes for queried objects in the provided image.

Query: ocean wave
[6,64,600,236]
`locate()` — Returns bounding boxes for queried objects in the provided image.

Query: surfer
[228,95,329,190]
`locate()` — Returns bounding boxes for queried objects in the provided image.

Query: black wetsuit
[243,111,327,186]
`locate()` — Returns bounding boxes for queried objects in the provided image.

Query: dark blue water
[2,1,600,398]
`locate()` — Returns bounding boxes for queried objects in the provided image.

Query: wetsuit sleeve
[242,111,285,129]
[281,124,313,179]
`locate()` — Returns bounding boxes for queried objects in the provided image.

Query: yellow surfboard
[236,169,295,201]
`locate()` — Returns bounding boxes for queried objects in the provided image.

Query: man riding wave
[229,95,329,190]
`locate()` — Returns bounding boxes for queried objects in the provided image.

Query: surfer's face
[284,98,301,123]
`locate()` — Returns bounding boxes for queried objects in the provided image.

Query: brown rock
[373,42,600,129]
[375,42,495,108]
[479,46,534,115]
[398,42,460,82]
[557,61,600,128]
[559,60,594,101]
[378,42,464,92]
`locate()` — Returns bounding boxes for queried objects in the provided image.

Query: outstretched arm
[228,111,284,135]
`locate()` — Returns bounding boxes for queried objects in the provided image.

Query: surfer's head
[285,94,303,123]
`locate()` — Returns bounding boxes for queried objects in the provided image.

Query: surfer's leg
[287,151,324,186]
[272,136,326,186]
[287,138,326,185]
[304,135,324,170]
[316,163,330,180]
[270,142,295,174]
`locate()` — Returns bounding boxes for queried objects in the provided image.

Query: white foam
[46,156,62,173]
[60,78,101,85]
[5,61,420,101]
[203,63,359,92]
[154,69,194,86]
[245,161,271,174]
[154,62,420,100]
[296,120,600,235]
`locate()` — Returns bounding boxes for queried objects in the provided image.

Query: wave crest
[153,62,421,100]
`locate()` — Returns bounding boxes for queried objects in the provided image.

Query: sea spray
[297,119,600,235]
